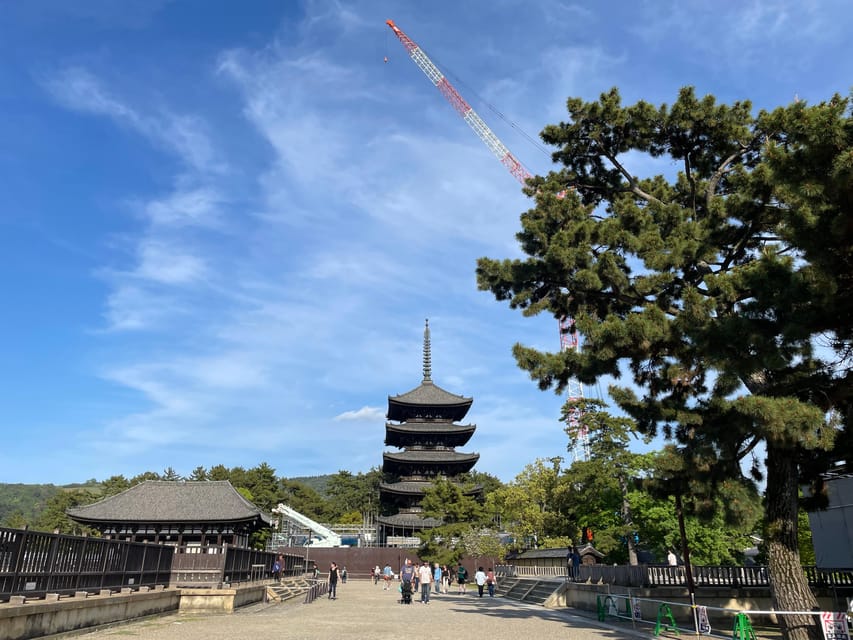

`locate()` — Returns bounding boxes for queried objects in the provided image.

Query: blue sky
[1,1,851,485]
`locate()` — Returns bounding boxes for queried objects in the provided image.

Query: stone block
[9,595,26,604]
[45,593,60,602]
[75,591,90,598]
[99,589,112,596]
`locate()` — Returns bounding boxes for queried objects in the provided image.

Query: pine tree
[477,87,851,640]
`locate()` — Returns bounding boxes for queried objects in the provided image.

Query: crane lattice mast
[560,317,590,462]
[386,19,532,186]
[388,19,589,461]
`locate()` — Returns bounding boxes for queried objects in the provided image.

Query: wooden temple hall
[378,319,481,545]
[66,480,271,547]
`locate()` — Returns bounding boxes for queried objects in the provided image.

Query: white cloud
[334,406,386,422]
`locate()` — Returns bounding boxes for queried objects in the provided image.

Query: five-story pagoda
[378,320,480,545]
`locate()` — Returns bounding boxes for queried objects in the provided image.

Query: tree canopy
[477,87,852,640]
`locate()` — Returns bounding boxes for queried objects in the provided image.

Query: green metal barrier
[732,613,756,640]
[654,603,679,636]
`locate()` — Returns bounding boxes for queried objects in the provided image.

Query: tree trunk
[619,474,639,565]
[765,443,820,640]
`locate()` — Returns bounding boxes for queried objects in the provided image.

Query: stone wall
[0,582,272,640]
[0,587,180,640]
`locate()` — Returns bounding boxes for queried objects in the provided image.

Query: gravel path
[72,580,651,640]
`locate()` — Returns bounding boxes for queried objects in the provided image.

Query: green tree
[477,88,851,640]
[207,465,231,481]
[242,463,279,512]
[32,489,98,535]
[100,475,131,497]
[558,399,652,564]
[325,468,382,521]
[161,466,182,481]
[417,477,489,563]
[486,458,565,549]
[188,466,208,481]
[129,471,161,484]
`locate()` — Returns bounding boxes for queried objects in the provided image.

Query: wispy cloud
[335,406,386,422]
[44,67,224,174]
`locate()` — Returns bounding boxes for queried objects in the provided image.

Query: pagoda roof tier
[382,450,479,476]
[379,480,434,496]
[386,321,473,422]
[377,513,443,528]
[66,480,272,526]
[387,382,472,422]
[384,422,475,447]
[379,480,482,497]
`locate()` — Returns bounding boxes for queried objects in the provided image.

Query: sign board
[632,597,642,621]
[821,612,851,640]
[697,605,711,634]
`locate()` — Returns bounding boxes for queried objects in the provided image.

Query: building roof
[385,421,475,435]
[386,320,473,422]
[506,544,604,560]
[377,513,443,528]
[379,480,482,496]
[383,450,479,465]
[385,422,475,448]
[66,480,272,525]
[388,382,473,408]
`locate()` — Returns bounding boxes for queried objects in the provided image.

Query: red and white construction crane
[385,19,532,186]
[386,19,590,462]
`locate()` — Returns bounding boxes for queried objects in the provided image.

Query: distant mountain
[287,475,330,497]
[0,483,63,526]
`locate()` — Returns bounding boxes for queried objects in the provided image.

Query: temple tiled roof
[388,381,472,407]
[383,451,479,465]
[385,422,475,434]
[377,513,443,528]
[380,481,482,496]
[379,481,433,495]
[66,480,272,525]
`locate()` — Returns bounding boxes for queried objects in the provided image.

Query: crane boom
[386,19,532,186]
[388,19,589,460]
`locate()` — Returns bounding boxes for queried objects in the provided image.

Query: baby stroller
[399,580,413,604]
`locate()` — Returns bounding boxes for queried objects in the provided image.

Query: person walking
[486,568,497,597]
[272,556,282,583]
[400,558,415,587]
[418,560,432,603]
[433,563,441,594]
[474,566,487,597]
[328,562,340,600]
[441,565,450,594]
[382,562,393,590]
[456,563,468,594]
[572,547,581,581]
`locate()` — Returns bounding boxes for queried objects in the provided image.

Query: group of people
[392,559,497,602]
[319,559,497,602]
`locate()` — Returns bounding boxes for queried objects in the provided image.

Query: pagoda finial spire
[422,318,432,382]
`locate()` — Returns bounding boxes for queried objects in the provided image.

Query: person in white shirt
[474,566,487,597]
[418,561,432,603]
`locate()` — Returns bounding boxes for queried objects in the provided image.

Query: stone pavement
[73,580,653,640]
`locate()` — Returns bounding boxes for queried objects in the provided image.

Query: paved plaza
[73,580,651,640]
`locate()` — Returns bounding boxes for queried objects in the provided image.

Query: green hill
[0,483,63,527]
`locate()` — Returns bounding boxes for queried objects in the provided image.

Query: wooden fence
[0,527,173,602]
[170,545,303,587]
[499,562,853,589]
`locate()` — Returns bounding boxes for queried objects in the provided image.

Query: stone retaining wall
[0,582,272,640]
